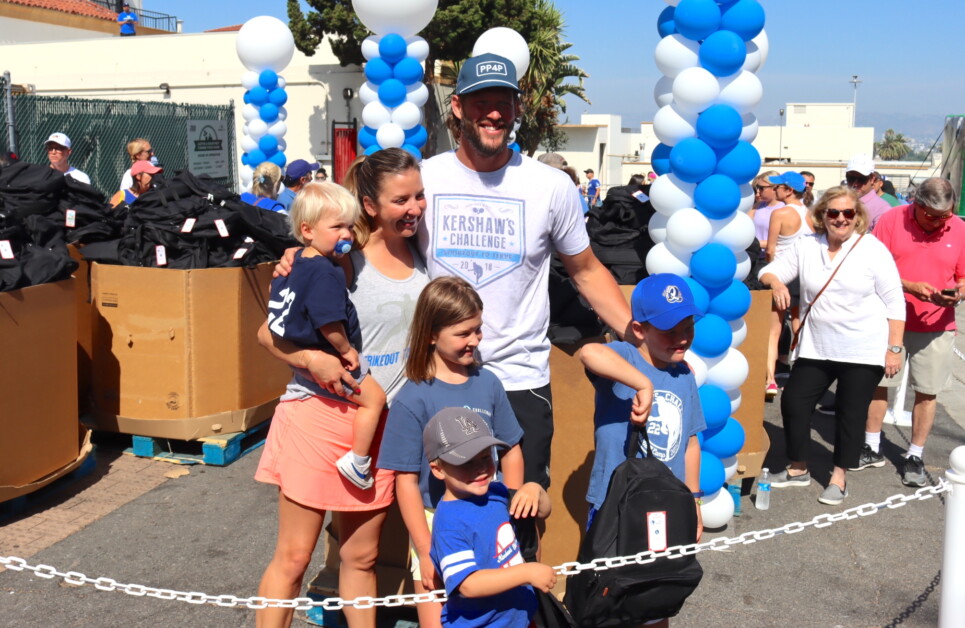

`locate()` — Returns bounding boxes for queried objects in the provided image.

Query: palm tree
[875,129,911,161]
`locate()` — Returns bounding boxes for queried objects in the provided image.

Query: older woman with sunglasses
[758,187,905,505]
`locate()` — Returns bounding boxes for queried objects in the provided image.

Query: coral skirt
[255,395,395,511]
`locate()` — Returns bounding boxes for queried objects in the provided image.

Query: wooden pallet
[123,420,270,466]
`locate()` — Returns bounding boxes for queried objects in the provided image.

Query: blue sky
[160,0,965,139]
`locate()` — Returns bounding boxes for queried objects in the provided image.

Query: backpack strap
[627,426,654,460]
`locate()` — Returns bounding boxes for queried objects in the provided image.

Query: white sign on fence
[187,120,229,178]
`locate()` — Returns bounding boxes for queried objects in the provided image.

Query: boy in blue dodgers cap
[426,407,555,628]
[579,274,706,550]
[277,159,320,211]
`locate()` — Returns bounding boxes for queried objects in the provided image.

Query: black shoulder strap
[627,426,653,460]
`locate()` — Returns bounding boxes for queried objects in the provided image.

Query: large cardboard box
[0,279,83,492]
[89,263,290,439]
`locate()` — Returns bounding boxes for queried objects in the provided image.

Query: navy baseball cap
[456,53,521,96]
[286,159,320,180]
[423,408,508,465]
[631,273,700,330]
[768,171,806,192]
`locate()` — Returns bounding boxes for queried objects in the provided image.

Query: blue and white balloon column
[648,0,768,528]
[236,16,296,191]
[353,0,438,159]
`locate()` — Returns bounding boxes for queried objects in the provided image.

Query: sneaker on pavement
[901,455,928,487]
[336,452,374,490]
[765,382,779,400]
[818,483,848,505]
[849,444,886,471]
[770,467,812,487]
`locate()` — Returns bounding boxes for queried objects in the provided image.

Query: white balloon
[406,82,430,107]
[277,106,288,121]
[701,487,735,529]
[717,71,763,114]
[359,81,379,106]
[667,208,713,252]
[711,211,756,251]
[649,212,669,244]
[654,75,674,109]
[240,135,257,153]
[650,173,697,216]
[734,250,751,281]
[653,104,697,147]
[248,118,268,139]
[277,76,286,89]
[406,36,430,62]
[376,122,406,148]
[236,16,295,72]
[473,27,530,76]
[729,318,747,348]
[241,70,259,90]
[727,387,742,414]
[242,125,250,136]
[361,35,381,61]
[707,348,749,390]
[242,103,260,122]
[721,456,739,482]
[752,29,769,70]
[240,164,253,185]
[268,120,287,138]
[740,112,759,143]
[654,34,700,79]
[685,350,708,387]
[742,40,762,74]
[665,0,680,5]
[672,66,721,116]
[646,242,691,277]
[738,183,755,213]
[276,138,287,152]
[352,0,438,37]
[362,101,392,129]
[391,101,422,129]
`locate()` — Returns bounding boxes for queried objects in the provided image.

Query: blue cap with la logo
[630,273,700,330]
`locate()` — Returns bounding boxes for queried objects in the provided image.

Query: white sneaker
[336,452,373,490]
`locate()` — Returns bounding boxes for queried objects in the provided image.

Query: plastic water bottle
[756,467,771,510]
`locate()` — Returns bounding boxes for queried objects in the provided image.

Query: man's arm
[559,247,632,340]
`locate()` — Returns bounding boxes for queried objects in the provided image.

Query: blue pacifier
[335,239,353,255]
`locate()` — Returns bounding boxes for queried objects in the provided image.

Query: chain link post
[939,446,965,627]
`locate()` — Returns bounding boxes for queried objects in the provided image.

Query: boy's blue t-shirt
[376,368,524,508]
[586,340,706,509]
[430,482,536,628]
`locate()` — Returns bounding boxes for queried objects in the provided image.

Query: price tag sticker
[214,219,229,238]
[181,218,197,233]
[0,240,14,260]
[65,209,77,228]
[155,245,168,267]
[232,247,249,260]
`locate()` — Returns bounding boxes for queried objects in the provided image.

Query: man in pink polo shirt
[845,154,891,229]
[855,178,965,486]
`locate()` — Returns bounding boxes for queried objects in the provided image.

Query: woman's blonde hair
[288,182,361,244]
[405,277,484,383]
[753,170,780,188]
[810,186,869,236]
[126,138,151,163]
[252,162,282,199]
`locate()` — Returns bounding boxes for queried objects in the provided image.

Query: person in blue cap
[117,3,138,37]
[578,273,706,548]
[277,159,320,211]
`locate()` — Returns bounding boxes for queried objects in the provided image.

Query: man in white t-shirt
[44,132,91,185]
[419,53,631,488]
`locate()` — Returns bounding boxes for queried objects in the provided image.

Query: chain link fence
[0,89,235,195]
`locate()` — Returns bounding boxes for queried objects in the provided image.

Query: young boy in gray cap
[425,407,555,628]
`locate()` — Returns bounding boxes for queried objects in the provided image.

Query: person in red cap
[110,160,162,207]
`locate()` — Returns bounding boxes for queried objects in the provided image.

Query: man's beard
[459,115,509,158]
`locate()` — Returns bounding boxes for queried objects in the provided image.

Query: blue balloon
[364,58,393,85]
[691,242,737,289]
[509,142,521,152]
[721,0,765,41]
[657,6,676,37]
[248,86,269,106]
[670,138,717,183]
[693,313,732,358]
[703,417,746,458]
[259,103,280,123]
[379,33,407,64]
[697,431,705,447]
[258,69,278,90]
[714,141,761,185]
[248,149,267,166]
[241,152,250,166]
[684,277,710,314]
[651,143,673,176]
[405,125,428,149]
[364,144,381,156]
[243,91,252,105]
[699,30,747,77]
[402,144,423,161]
[695,174,741,219]
[673,0,722,41]
[258,135,279,153]
[708,279,751,321]
[699,451,726,495]
[358,126,378,149]
[268,87,288,107]
[696,104,742,149]
[393,57,424,85]
[378,78,407,108]
[699,384,731,431]
[268,151,287,167]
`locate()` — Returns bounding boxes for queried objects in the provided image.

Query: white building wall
[0,17,114,43]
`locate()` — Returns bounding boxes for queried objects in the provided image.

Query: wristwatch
[888,345,903,354]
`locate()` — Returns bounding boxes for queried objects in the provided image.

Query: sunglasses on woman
[755,185,772,192]
[825,208,856,219]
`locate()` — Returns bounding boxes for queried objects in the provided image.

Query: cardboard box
[68,244,94,416]
[0,279,82,491]
[89,262,290,439]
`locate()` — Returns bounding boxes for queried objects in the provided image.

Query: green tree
[286,0,587,157]
[874,129,911,161]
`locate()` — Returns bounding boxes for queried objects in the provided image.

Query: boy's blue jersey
[586,341,706,509]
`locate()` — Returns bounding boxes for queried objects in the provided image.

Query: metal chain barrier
[0,481,949,611]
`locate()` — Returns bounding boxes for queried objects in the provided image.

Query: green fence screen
[0,91,235,195]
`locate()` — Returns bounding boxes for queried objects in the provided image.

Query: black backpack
[564,428,703,626]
